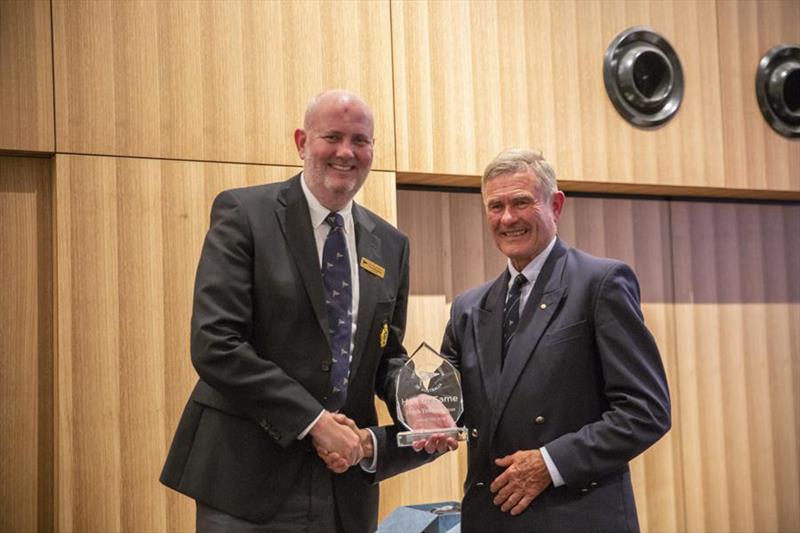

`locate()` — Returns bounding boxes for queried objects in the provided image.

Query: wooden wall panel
[392,0,725,189]
[53,153,397,531]
[52,1,395,170]
[671,201,800,533]
[397,190,505,300]
[718,0,800,193]
[376,295,465,521]
[0,156,53,532]
[0,0,54,152]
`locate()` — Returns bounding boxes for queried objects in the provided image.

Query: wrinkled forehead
[484,171,541,198]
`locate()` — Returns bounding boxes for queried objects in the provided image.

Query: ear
[294,128,307,159]
[551,191,566,221]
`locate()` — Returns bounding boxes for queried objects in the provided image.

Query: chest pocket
[543,319,589,347]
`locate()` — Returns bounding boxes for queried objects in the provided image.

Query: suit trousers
[196,457,339,533]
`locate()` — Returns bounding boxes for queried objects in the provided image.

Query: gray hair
[481,148,558,199]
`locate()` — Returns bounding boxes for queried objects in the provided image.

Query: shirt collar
[300,172,354,231]
[507,235,557,282]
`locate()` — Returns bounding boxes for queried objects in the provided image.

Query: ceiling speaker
[756,44,800,139]
[604,27,683,128]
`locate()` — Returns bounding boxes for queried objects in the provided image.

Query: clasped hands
[311,394,459,474]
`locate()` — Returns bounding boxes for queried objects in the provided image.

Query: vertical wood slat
[51,0,395,170]
[391,0,725,189]
[397,190,505,301]
[671,201,800,533]
[0,0,54,152]
[0,156,54,532]
[53,153,396,531]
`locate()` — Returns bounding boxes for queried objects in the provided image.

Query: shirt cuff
[540,446,565,487]
[297,410,324,440]
[359,428,379,473]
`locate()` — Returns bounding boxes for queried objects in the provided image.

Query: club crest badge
[379,323,389,348]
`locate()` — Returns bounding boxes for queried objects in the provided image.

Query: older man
[161,90,433,532]
[441,148,671,532]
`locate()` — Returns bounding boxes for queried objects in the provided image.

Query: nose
[500,206,517,225]
[335,139,355,159]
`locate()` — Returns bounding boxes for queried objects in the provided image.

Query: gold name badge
[379,323,389,348]
[359,257,385,278]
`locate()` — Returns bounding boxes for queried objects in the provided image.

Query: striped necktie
[502,273,528,366]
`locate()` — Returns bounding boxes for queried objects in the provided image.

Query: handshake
[310,395,459,474]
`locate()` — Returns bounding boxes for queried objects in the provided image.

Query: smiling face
[483,171,565,271]
[294,91,374,211]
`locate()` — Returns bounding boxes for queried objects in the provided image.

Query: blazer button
[534,416,545,424]
[321,361,331,372]
[581,488,589,493]
[590,481,598,487]
[470,428,479,438]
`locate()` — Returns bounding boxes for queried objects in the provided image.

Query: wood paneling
[377,295,465,521]
[392,0,725,189]
[52,1,394,169]
[398,189,685,532]
[717,0,800,193]
[397,190,505,301]
[0,0,54,152]
[671,200,800,533]
[0,156,53,532]
[53,153,396,531]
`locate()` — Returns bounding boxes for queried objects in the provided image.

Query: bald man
[161,91,433,532]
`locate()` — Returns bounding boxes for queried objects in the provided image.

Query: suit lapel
[349,204,381,384]
[276,175,330,350]
[491,240,569,436]
[472,272,509,412]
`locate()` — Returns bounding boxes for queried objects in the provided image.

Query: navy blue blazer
[441,238,671,533]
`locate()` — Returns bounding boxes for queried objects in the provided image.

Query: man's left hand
[490,449,551,515]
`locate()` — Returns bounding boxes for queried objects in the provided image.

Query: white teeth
[505,229,526,236]
[330,163,353,171]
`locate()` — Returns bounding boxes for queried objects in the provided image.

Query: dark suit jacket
[161,175,427,532]
[441,238,671,533]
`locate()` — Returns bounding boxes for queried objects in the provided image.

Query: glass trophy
[396,342,469,447]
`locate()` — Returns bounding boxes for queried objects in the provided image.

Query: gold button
[540,303,547,309]
[534,416,545,424]
[471,428,479,438]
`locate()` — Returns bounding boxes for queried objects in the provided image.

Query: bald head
[294,90,376,211]
[303,90,374,135]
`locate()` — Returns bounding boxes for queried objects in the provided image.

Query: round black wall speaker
[756,44,800,139]
[604,27,683,128]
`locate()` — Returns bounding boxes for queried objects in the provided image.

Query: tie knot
[512,273,528,290]
[325,212,345,229]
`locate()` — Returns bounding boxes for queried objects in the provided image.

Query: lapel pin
[540,303,547,309]
[360,257,385,279]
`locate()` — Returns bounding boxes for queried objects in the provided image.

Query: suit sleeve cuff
[297,410,324,440]
[540,446,565,487]
[359,428,379,473]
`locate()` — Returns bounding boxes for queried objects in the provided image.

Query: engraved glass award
[396,342,469,447]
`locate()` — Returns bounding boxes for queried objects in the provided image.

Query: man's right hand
[309,410,363,467]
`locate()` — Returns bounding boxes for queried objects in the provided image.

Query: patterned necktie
[502,273,528,365]
[321,212,352,411]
